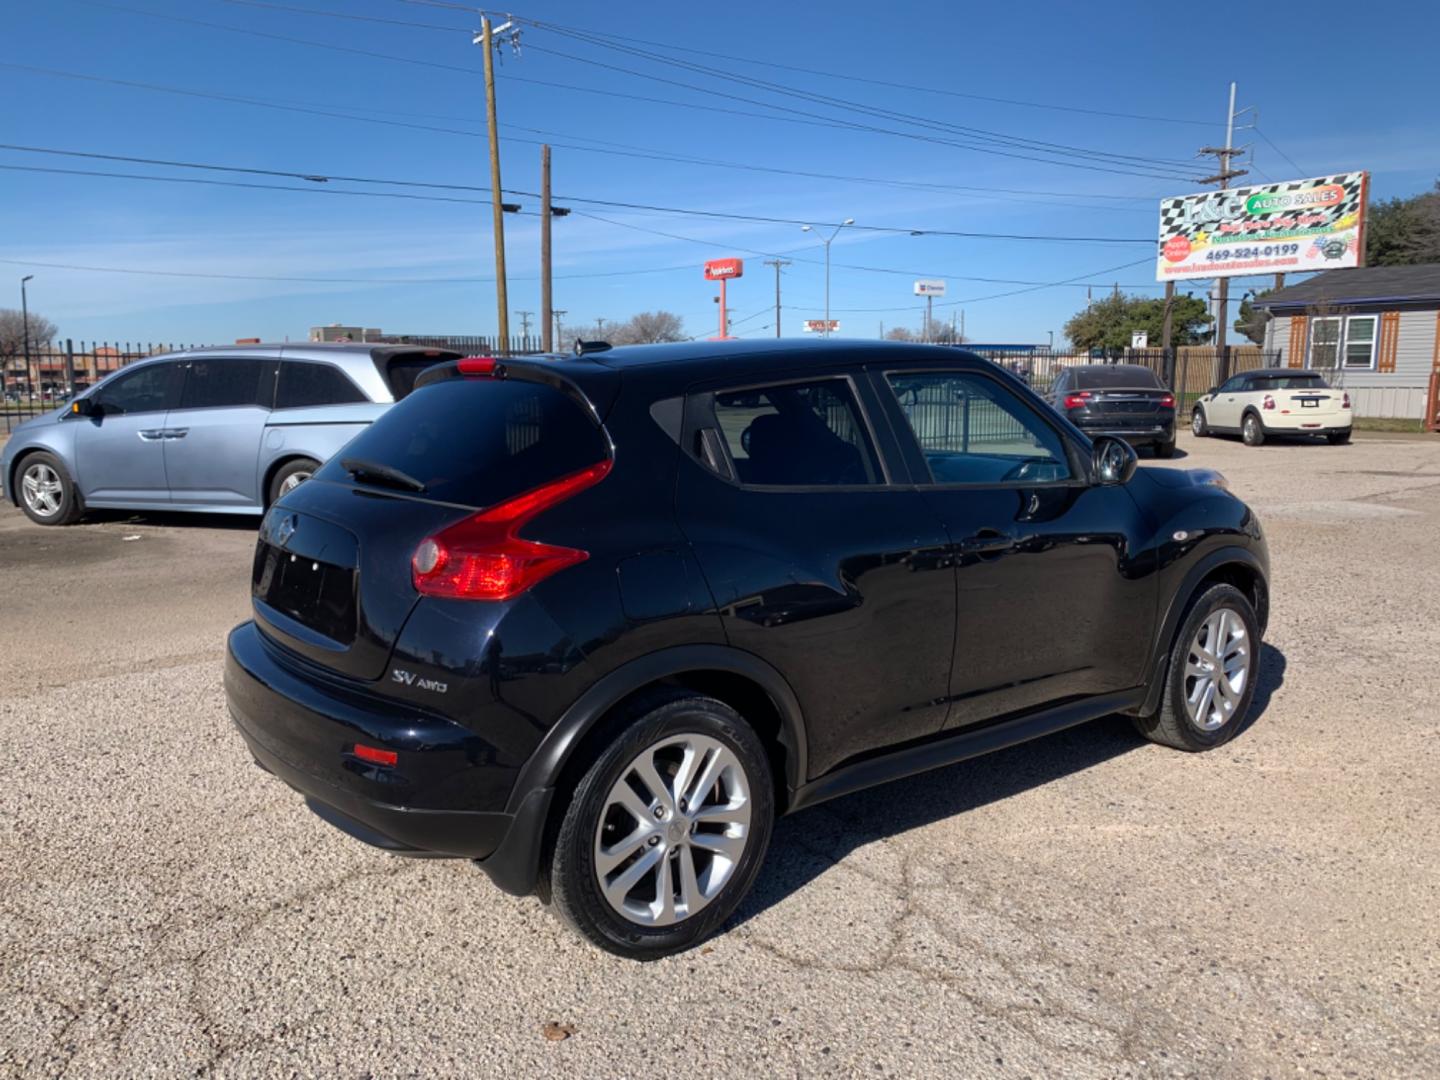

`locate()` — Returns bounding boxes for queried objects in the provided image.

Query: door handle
[958,531,1016,556]
[137,429,166,442]
[164,428,188,439]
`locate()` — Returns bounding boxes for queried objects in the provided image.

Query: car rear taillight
[411,459,613,600]
[1342,392,1351,409]
[1063,392,1092,409]
[457,356,499,376]
[353,743,397,767]
[1262,394,1276,411]
[1159,393,1175,409]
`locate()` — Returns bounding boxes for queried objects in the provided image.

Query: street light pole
[20,275,33,390]
[802,218,853,338]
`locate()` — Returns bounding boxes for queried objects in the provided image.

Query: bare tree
[612,311,686,345]
[0,308,59,359]
[884,326,916,342]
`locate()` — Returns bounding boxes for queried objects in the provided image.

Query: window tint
[886,371,1071,485]
[374,350,460,400]
[275,361,367,409]
[1250,373,1328,391]
[179,358,269,409]
[315,378,607,508]
[1218,375,1247,393]
[709,379,880,486]
[92,362,177,416]
[1073,365,1163,389]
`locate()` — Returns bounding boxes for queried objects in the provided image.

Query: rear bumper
[1073,419,1175,443]
[225,621,550,894]
[1259,416,1352,433]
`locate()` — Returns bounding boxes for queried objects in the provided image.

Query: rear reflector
[457,356,499,375]
[412,459,614,601]
[353,743,398,767]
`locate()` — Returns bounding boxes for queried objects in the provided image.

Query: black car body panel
[225,340,1268,897]
[1050,364,1176,446]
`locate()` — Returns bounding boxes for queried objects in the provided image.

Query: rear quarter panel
[259,403,390,498]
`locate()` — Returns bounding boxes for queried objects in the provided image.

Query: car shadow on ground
[1145,445,1188,460]
[732,642,1286,927]
[76,508,260,531]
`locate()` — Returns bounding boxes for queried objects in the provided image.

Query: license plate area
[1301,398,1319,408]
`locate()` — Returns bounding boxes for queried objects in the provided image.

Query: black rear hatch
[252,360,616,681]
[1064,366,1172,429]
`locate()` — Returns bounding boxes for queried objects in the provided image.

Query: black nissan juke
[226,340,1269,959]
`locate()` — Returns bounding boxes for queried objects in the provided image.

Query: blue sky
[2,0,1435,346]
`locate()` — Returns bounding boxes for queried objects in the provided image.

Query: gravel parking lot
[3,430,1438,1078]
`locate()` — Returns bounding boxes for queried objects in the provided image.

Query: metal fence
[369,333,548,355]
[2,340,208,434]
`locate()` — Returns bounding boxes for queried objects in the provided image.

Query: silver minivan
[1,343,459,525]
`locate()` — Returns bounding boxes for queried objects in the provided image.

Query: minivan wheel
[1242,414,1265,446]
[549,693,774,960]
[17,452,82,526]
[1133,583,1260,752]
[268,457,320,505]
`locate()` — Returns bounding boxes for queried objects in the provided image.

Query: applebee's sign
[703,258,744,280]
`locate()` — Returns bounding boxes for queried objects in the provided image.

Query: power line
[70,0,1204,183]
[2,63,1155,213]
[0,145,1158,243]
[1253,127,1310,178]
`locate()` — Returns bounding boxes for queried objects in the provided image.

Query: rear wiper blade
[340,457,426,493]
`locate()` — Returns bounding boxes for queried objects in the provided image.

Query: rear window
[1073,366,1163,389]
[319,378,608,507]
[373,349,461,400]
[1250,374,1328,391]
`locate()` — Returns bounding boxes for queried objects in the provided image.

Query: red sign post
[704,258,744,340]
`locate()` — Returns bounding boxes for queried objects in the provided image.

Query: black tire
[14,451,83,526]
[1133,583,1261,752]
[1327,429,1351,445]
[549,691,775,960]
[268,457,320,506]
[1154,437,1177,459]
[1191,406,1209,437]
[1241,412,1266,447]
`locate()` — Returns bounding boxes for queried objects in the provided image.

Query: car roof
[1242,367,1321,377]
[1066,363,1157,374]
[579,339,994,381]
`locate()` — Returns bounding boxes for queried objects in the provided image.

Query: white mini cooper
[1191,368,1352,447]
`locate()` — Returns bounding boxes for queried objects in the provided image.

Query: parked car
[2,343,460,525]
[225,340,1270,959]
[1048,364,1176,457]
[1191,368,1352,446]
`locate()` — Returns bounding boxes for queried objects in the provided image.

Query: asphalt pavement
[2,431,1438,1078]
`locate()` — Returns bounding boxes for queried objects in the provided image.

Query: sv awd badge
[390,669,449,694]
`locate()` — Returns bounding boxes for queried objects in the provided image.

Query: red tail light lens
[353,743,398,767]
[1159,393,1175,409]
[412,459,613,600]
[1262,394,1276,411]
[456,356,499,376]
[1063,392,1092,409]
[1342,392,1351,409]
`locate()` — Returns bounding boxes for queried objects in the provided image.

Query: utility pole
[1198,81,1248,368]
[515,310,533,339]
[540,144,552,352]
[475,15,516,354]
[951,310,958,344]
[595,317,605,339]
[1161,280,1176,351]
[552,309,567,348]
[763,258,790,338]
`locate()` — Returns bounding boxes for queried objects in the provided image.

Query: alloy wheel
[593,733,753,927]
[1183,607,1250,731]
[1192,409,1205,435]
[279,470,311,496]
[21,463,64,518]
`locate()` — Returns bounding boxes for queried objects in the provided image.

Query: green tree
[1365,180,1440,266]
[1063,293,1211,351]
[1234,288,1273,346]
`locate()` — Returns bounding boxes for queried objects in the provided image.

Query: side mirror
[69,397,98,417]
[1092,435,1138,486]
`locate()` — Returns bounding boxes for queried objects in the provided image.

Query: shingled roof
[1256,264,1440,310]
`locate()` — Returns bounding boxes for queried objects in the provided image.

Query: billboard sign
[703,258,744,280]
[1156,172,1368,282]
[913,279,946,296]
[802,320,839,333]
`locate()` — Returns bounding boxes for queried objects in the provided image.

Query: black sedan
[1049,364,1177,457]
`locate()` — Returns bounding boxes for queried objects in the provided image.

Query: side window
[178,358,269,410]
[275,361,367,409]
[884,371,1072,485]
[1219,375,1247,393]
[92,362,177,416]
[705,378,881,487]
